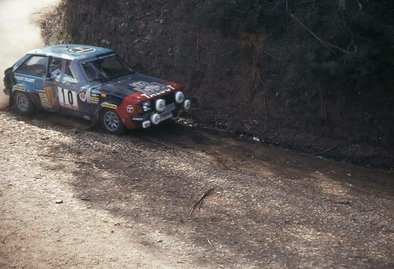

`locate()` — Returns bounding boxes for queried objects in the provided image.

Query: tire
[99,109,125,134]
[13,91,35,115]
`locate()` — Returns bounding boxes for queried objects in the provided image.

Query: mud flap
[86,106,103,130]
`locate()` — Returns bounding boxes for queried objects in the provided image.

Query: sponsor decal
[15,75,36,83]
[141,86,173,99]
[68,47,96,53]
[85,88,100,104]
[38,86,55,109]
[101,102,117,110]
[91,89,101,95]
[130,81,147,87]
[12,85,25,92]
[144,84,161,92]
[79,91,87,102]
[88,97,99,104]
[126,105,134,113]
[132,117,144,121]
[130,82,173,99]
[130,81,174,99]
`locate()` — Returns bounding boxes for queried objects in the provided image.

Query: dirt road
[0,1,393,268]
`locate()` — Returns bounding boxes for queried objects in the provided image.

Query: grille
[162,92,175,104]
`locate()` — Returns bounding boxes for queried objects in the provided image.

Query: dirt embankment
[41,0,394,168]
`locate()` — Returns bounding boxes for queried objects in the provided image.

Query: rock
[55,199,63,204]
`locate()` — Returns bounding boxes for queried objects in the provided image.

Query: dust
[0,0,59,108]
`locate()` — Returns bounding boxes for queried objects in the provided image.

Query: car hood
[98,73,172,100]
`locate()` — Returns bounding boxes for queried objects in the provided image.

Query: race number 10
[57,87,78,110]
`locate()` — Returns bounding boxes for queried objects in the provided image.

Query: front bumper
[132,100,190,128]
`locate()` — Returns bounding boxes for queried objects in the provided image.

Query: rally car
[3,44,191,134]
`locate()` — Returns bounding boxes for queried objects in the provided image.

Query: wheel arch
[99,107,125,134]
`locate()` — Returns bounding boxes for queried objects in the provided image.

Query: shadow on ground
[11,110,394,268]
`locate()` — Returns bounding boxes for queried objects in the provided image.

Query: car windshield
[82,54,134,83]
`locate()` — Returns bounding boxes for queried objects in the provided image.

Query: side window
[62,60,78,84]
[64,60,73,77]
[49,57,62,80]
[15,55,48,77]
[48,58,78,84]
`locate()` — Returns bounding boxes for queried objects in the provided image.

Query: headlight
[155,99,166,112]
[175,91,184,104]
[142,101,151,112]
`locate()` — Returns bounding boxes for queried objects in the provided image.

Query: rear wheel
[99,109,125,134]
[14,91,35,115]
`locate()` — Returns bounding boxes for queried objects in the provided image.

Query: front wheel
[99,109,125,134]
[14,91,35,115]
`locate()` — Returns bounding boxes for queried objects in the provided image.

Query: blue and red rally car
[3,44,191,134]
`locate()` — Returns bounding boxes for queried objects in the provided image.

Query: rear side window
[63,60,78,84]
[16,55,48,77]
[64,60,76,78]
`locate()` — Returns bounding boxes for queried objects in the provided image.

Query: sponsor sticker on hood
[130,81,174,99]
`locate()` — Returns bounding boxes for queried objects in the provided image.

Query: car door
[49,58,83,116]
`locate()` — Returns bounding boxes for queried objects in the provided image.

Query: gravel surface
[0,110,393,268]
[0,1,393,267]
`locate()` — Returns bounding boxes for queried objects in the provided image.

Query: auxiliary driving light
[183,99,191,110]
[155,99,166,112]
[142,121,151,128]
[151,113,161,125]
[175,91,185,103]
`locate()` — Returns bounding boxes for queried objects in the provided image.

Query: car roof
[27,44,114,60]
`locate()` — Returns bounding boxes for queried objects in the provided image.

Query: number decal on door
[57,87,78,110]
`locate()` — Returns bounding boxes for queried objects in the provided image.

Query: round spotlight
[151,113,161,125]
[184,99,191,110]
[155,99,166,112]
[175,91,185,103]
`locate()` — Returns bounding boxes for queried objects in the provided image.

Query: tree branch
[289,13,352,55]
[190,188,215,216]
